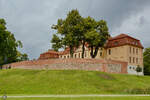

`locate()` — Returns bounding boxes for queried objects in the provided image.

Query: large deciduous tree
[84,17,109,58]
[79,16,95,58]
[51,9,109,58]
[51,9,83,57]
[0,18,28,65]
[143,47,150,75]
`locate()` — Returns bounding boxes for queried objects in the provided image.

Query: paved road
[1,95,150,98]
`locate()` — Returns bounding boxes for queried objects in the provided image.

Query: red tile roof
[105,34,144,48]
[109,34,138,40]
[39,50,59,59]
[58,48,70,55]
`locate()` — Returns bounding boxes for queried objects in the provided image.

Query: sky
[0,0,150,59]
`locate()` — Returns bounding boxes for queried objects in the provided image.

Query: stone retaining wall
[2,59,128,74]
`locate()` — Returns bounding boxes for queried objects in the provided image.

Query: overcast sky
[0,0,150,59]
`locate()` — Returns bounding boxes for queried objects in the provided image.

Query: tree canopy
[51,9,83,57]
[84,17,109,58]
[0,18,28,65]
[143,47,150,75]
[51,9,109,58]
[51,34,62,52]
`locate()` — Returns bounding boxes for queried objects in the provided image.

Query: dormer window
[114,41,118,45]
[135,41,138,45]
[132,41,138,45]
[132,41,135,45]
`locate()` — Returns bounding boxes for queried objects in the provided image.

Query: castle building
[39,34,144,75]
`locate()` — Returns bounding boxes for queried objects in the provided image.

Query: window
[130,47,131,53]
[133,57,135,63]
[78,53,80,58]
[75,54,76,58]
[114,41,118,45]
[129,57,131,63]
[84,53,86,58]
[132,41,136,45]
[136,48,138,54]
[133,48,135,54]
[64,56,66,59]
[108,49,111,55]
[67,55,69,58]
[100,52,102,56]
[136,58,138,64]
[135,42,138,45]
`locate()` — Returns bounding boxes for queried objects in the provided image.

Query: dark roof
[106,34,143,48]
[109,33,139,41]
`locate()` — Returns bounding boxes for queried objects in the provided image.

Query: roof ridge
[109,33,139,41]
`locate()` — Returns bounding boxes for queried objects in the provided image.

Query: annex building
[39,34,144,75]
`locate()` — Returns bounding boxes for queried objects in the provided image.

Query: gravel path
[1,94,150,98]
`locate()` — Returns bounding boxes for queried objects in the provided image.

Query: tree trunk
[93,46,99,58]
[70,46,74,58]
[90,46,99,58]
[90,46,94,58]
[81,41,85,58]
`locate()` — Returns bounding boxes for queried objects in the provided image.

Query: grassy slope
[0,69,150,94]
[5,97,150,100]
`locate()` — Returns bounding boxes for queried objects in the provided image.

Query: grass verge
[0,69,150,94]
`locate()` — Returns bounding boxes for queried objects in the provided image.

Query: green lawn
[5,97,150,100]
[0,69,150,94]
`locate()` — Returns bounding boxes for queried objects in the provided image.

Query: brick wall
[2,59,128,74]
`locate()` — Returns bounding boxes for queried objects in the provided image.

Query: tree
[143,48,150,75]
[0,18,27,65]
[80,16,96,58]
[51,9,83,57]
[136,65,142,76]
[51,34,62,51]
[16,51,29,61]
[51,9,109,59]
[84,17,109,58]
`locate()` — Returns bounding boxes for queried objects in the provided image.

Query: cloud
[112,5,150,47]
[53,0,150,31]
[0,0,150,59]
